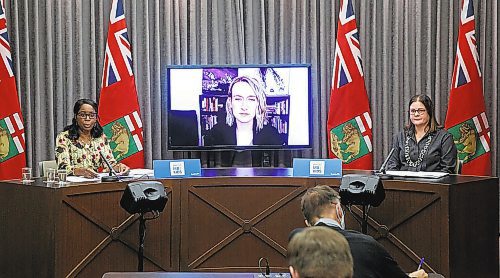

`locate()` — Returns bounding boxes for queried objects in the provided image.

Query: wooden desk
[0,169,497,278]
[102,272,291,278]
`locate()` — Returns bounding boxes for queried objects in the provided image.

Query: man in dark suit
[290,185,427,278]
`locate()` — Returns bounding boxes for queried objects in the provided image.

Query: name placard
[153,159,202,178]
[292,158,342,177]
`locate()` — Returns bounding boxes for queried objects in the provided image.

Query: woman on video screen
[204,76,284,147]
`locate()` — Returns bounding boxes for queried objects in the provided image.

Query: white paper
[66,169,154,183]
[386,170,449,179]
[66,176,100,183]
[129,168,154,177]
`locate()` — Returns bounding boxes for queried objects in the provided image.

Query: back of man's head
[287,226,353,278]
[301,185,341,225]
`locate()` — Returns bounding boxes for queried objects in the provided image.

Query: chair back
[38,160,57,177]
[168,110,200,147]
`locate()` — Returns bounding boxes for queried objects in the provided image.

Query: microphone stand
[99,151,119,182]
[375,148,395,180]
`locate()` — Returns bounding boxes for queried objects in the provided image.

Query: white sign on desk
[170,161,185,176]
[310,160,325,175]
[293,158,342,177]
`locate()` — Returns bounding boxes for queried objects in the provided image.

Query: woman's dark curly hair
[63,99,103,140]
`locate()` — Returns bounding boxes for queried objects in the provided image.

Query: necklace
[77,136,92,147]
[404,135,432,168]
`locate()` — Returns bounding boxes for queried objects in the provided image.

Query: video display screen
[166,64,311,150]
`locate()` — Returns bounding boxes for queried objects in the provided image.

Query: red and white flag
[327,0,373,170]
[445,0,491,176]
[98,0,144,168]
[0,0,26,180]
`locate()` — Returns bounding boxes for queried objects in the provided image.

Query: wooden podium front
[0,180,179,277]
[0,168,498,278]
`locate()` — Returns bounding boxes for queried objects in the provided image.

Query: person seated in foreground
[55,99,129,178]
[290,185,428,278]
[288,226,354,278]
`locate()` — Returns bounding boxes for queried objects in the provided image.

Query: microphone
[258,257,270,277]
[376,148,395,179]
[99,151,119,182]
[378,148,395,174]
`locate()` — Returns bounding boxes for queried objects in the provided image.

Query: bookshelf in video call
[199,94,290,144]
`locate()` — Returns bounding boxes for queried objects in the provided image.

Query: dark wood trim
[0,170,497,278]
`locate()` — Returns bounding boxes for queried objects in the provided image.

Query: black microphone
[265,259,270,277]
[258,257,270,277]
[376,148,395,178]
[99,151,119,182]
[378,148,395,174]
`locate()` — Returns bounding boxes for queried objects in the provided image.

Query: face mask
[336,204,345,229]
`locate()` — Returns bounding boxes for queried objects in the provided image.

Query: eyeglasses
[77,112,97,119]
[409,109,426,115]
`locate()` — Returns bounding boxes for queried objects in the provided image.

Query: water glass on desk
[21,167,33,184]
[57,169,67,186]
[46,168,57,184]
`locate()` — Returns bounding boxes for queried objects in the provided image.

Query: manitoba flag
[98,0,144,168]
[327,0,373,170]
[0,1,26,180]
[102,111,143,161]
[445,0,491,176]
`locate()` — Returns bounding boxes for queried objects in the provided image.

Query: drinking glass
[57,169,67,186]
[22,167,32,184]
[46,168,57,183]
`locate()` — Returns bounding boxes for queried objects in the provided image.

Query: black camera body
[120,181,168,214]
[339,174,385,207]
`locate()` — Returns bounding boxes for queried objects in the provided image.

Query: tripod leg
[362,205,368,234]
[138,214,146,271]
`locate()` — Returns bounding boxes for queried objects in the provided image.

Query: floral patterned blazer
[55,130,117,175]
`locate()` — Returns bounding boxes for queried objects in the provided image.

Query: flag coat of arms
[0,1,26,180]
[445,0,491,176]
[327,0,373,169]
[98,0,144,168]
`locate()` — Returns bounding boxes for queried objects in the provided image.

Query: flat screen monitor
[166,64,312,150]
